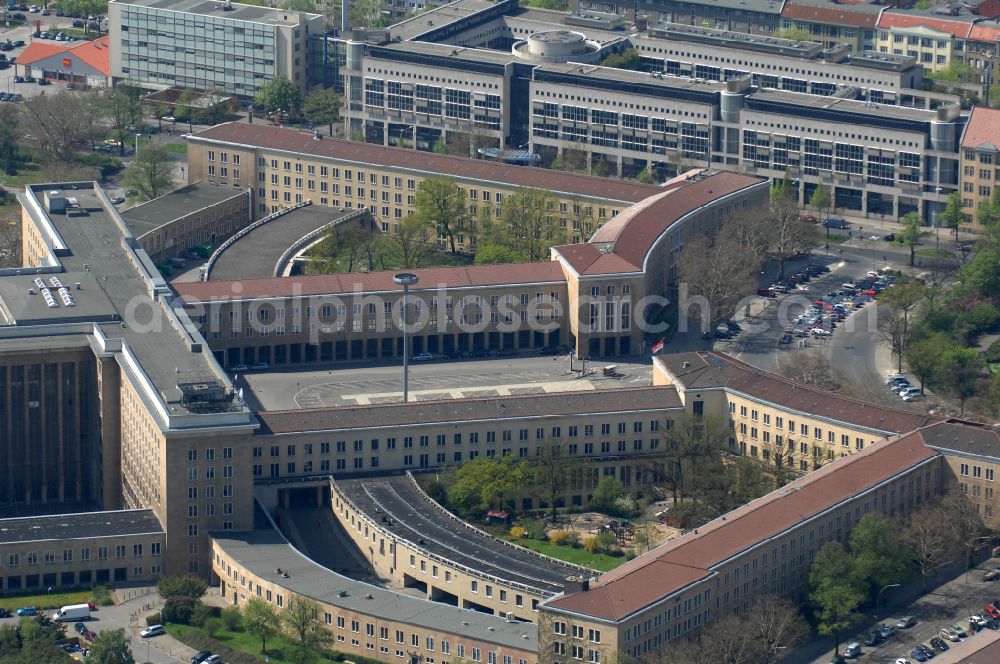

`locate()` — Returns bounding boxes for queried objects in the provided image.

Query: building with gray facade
[109,0,324,97]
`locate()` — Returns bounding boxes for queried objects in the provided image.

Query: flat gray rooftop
[748,88,937,122]
[112,0,320,25]
[389,0,499,42]
[3,183,247,419]
[649,21,823,58]
[212,517,539,651]
[536,61,723,94]
[122,181,246,238]
[209,206,359,281]
[376,40,517,66]
[0,509,163,544]
[336,475,586,595]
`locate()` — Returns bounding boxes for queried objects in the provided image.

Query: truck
[52,604,91,622]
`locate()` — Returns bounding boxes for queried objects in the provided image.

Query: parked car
[204,656,223,664]
[250,361,269,371]
[161,114,176,122]
[111,196,125,205]
[12,75,23,83]
[879,623,897,639]
[929,636,949,652]
[909,648,928,662]
[952,623,968,638]
[0,608,10,618]
[411,352,433,361]
[140,625,165,638]
[190,651,213,664]
[230,363,248,373]
[898,616,917,629]
[863,631,882,647]
[844,642,862,658]
[74,623,88,634]
[778,334,793,345]
[72,19,84,27]
[884,233,896,241]
[16,606,37,616]
[939,626,961,642]
[37,78,49,85]
[824,218,848,229]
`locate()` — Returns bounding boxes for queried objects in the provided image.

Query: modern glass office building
[109,0,323,97]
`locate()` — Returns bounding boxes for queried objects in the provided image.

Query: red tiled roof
[589,172,765,270]
[17,39,71,65]
[961,107,1000,151]
[173,262,568,302]
[546,427,940,620]
[877,12,974,37]
[656,351,940,434]
[973,0,1000,16]
[968,22,1000,42]
[782,1,882,28]
[551,243,640,276]
[67,36,109,75]
[189,123,663,203]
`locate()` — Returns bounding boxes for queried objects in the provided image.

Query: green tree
[936,345,985,414]
[383,215,434,269]
[496,188,566,262]
[104,81,145,156]
[283,597,332,664]
[243,597,282,655]
[528,444,582,523]
[904,334,943,395]
[941,191,965,239]
[810,184,831,234]
[977,183,1000,227]
[590,476,628,515]
[62,0,108,35]
[879,277,926,373]
[157,574,209,600]
[0,104,21,175]
[896,211,929,266]
[302,89,342,136]
[848,514,912,595]
[635,167,655,184]
[256,75,302,115]
[446,456,526,518]
[775,27,812,41]
[473,243,524,265]
[962,242,1000,298]
[809,542,866,656]
[927,59,980,83]
[176,88,197,125]
[86,629,135,664]
[600,49,644,71]
[123,143,177,202]
[413,176,466,254]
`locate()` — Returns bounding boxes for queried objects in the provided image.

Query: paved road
[0,587,193,663]
[801,557,1000,664]
[241,354,654,410]
[338,475,583,593]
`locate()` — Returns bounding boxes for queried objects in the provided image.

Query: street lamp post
[874,583,900,626]
[393,272,419,402]
[134,132,141,157]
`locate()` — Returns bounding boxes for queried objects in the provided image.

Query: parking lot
[714,255,886,373]
[804,557,1000,663]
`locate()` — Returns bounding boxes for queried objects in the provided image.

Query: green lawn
[916,247,953,258]
[0,164,42,188]
[514,538,627,572]
[306,246,474,275]
[0,589,95,611]
[162,142,188,154]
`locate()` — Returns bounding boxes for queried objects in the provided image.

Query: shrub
[522,519,546,540]
[583,536,600,553]
[548,530,570,546]
[221,605,242,632]
[625,551,637,560]
[590,477,628,515]
[564,532,580,548]
[91,585,113,606]
[508,526,527,540]
[987,338,1000,364]
[203,617,223,638]
[146,612,162,626]
[169,628,261,664]
[158,575,208,600]
[596,531,618,552]
[190,602,213,627]
[161,596,198,625]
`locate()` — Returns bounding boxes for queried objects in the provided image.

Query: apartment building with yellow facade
[185,123,661,248]
[959,106,1000,223]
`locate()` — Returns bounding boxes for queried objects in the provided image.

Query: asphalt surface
[801,557,1000,664]
[241,354,653,410]
[0,15,106,99]
[336,475,581,594]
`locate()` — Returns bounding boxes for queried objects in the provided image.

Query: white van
[52,603,91,622]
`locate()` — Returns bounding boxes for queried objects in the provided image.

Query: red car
[983,604,1000,619]
[85,601,98,611]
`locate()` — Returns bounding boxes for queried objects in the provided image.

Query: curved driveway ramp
[336,475,588,595]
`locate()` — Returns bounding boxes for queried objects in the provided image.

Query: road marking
[342,380,596,405]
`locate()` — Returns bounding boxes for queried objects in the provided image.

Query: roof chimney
[564,576,590,594]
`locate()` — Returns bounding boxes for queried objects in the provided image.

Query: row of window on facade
[3,542,161,568]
